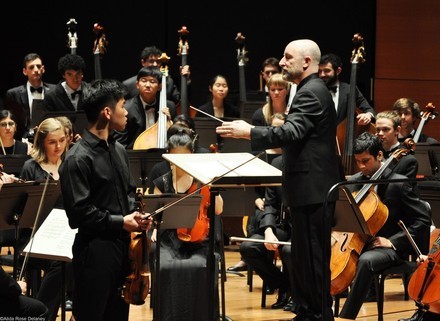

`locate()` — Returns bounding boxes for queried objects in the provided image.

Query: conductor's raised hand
[216,120,254,140]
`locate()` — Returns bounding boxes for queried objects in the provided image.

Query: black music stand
[142,194,203,321]
[21,208,75,321]
[163,152,282,321]
[0,154,31,177]
[0,181,61,277]
[127,149,166,193]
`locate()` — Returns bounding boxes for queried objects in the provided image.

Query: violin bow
[18,174,51,281]
[147,151,265,219]
[398,219,423,259]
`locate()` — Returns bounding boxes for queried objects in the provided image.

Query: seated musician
[398,232,440,321]
[393,97,439,145]
[240,154,292,310]
[338,132,431,320]
[150,131,223,321]
[375,110,419,179]
[112,66,176,149]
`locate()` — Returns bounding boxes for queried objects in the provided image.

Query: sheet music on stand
[21,208,76,262]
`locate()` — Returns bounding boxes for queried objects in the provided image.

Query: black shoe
[398,310,423,321]
[227,264,247,272]
[266,285,275,294]
[283,298,293,311]
[271,289,289,309]
[65,299,73,311]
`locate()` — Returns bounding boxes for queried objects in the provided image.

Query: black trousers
[0,294,48,318]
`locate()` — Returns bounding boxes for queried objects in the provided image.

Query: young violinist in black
[59,79,151,321]
[338,132,431,320]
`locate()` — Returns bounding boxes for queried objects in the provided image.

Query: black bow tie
[30,86,43,94]
[328,85,338,93]
[71,90,81,99]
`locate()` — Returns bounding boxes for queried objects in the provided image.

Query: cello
[122,191,150,305]
[330,139,415,295]
[92,22,108,80]
[133,53,173,150]
[413,102,438,143]
[337,33,374,176]
[398,220,440,316]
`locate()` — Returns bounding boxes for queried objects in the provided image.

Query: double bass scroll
[66,18,78,55]
[339,33,367,176]
[92,23,108,80]
[235,32,248,103]
[177,26,190,118]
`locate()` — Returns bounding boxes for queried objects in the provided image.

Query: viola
[122,191,151,305]
[330,140,415,295]
[176,181,211,242]
[133,53,172,150]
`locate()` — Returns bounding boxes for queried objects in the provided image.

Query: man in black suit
[4,53,56,139]
[113,66,176,149]
[122,45,188,104]
[319,53,375,126]
[375,110,419,179]
[44,53,89,112]
[217,39,341,321]
[393,97,439,144]
[339,132,431,320]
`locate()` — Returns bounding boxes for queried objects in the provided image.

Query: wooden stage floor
[52,247,418,321]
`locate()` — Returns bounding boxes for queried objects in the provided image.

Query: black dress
[153,171,213,321]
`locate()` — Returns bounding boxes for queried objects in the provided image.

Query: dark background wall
[1,0,376,108]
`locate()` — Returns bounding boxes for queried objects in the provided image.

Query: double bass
[330,140,415,295]
[177,26,191,118]
[66,18,78,55]
[337,33,374,176]
[92,22,108,80]
[235,32,248,103]
[133,53,173,150]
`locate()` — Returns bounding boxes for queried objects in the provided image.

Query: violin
[176,181,211,242]
[399,220,440,315]
[122,191,151,305]
[133,53,173,150]
[330,140,415,295]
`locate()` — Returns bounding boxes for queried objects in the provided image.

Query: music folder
[142,193,202,229]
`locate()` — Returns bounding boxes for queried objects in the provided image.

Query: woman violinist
[113,66,176,149]
[150,130,223,321]
[338,132,431,320]
[398,233,440,321]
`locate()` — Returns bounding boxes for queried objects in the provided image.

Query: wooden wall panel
[375,0,440,141]
[374,79,440,139]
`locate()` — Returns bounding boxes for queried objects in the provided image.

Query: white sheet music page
[22,208,77,262]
